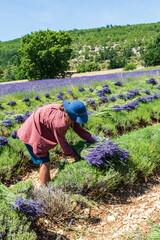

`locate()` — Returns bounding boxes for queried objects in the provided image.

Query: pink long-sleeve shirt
[17,103,95,158]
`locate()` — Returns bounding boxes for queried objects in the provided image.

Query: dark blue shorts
[25,144,50,164]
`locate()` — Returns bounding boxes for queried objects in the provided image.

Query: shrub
[124,63,137,71]
[32,185,78,222]
[53,160,98,194]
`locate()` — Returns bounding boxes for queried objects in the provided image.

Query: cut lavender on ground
[10,195,49,220]
[81,138,130,168]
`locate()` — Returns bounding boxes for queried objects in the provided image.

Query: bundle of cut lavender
[72,136,130,169]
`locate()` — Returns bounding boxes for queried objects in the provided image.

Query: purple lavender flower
[103,87,112,94]
[45,93,50,98]
[147,78,158,85]
[126,89,140,99]
[0,104,2,108]
[97,89,104,97]
[89,88,94,92]
[66,90,73,94]
[23,111,32,120]
[10,195,48,220]
[114,81,123,86]
[10,130,19,139]
[122,101,139,112]
[59,92,64,96]
[157,85,160,89]
[83,138,130,167]
[57,94,63,100]
[86,99,96,106]
[102,84,109,88]
[22,97,30,102]
[67,218,74,227]
[79,88,85,92]
[0,136,9,147]
[1,69,160,96]
[7,101,16,106]
[117,94,126,100]
[97,87,112,97]
[113,105,122,112]
[14,115,25,123]
[137,97,148,103]
[100,96,108,103]
[2,119,13,127]
[144,89,150,94]
[109,96,117,101]
[35,95,41,100]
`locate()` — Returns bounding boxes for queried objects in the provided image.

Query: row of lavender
[0,69,160,96]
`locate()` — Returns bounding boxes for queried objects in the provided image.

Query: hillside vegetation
[0,22,160,81]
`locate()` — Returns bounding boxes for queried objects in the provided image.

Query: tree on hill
[18,30,72,80]
[143,33,160,66]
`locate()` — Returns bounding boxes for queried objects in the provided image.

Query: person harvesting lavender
[17,100,95,185]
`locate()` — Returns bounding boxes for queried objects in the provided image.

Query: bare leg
[39,162,51,185]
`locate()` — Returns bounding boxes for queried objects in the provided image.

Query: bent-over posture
[17,100,95,185]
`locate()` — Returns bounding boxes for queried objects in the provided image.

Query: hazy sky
[0,0,160,42]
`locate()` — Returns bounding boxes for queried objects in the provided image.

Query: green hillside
[0,22,160,81]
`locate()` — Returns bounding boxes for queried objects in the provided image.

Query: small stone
[107,215,115,221]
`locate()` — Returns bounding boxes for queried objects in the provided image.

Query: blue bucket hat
[63,100,88,124]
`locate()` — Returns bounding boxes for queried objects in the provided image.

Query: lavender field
[0,69,160,239]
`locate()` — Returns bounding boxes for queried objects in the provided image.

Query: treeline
[0,22,160,81]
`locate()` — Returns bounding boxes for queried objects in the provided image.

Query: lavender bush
[7,101,16,106]
[32,186,78,222]
[117,94,126,100]
[14,115,25,123]
[0,137,9,148]
[109,96,117,102]
[22,97,30,102]
[144,89,151,94]
[79,87,85,92]
[147,78,158,85]
[89,88,94,92]
[114,81,123,86]
[45,93,50,98]
[10,130,19,139]
[57,94,63,100]
[2,119,13,127]
[34,96,40,100]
